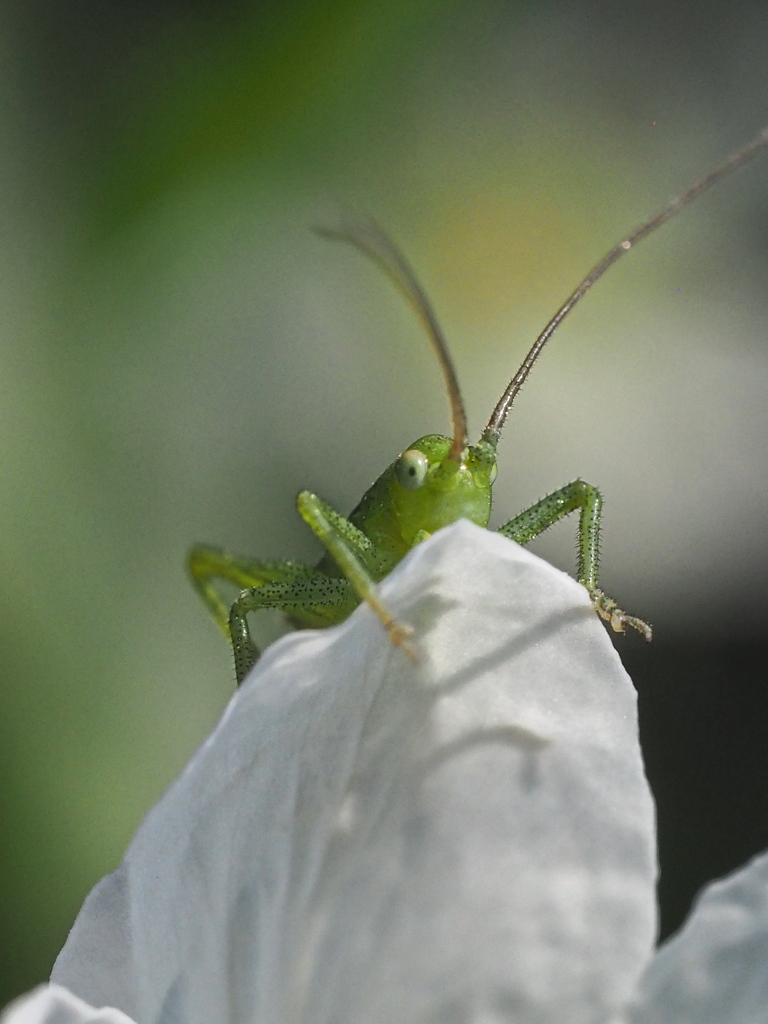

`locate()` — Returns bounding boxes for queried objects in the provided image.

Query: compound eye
[489,462,498,485]
[395,449,429,490]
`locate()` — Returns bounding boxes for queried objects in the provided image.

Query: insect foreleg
[230,573,356,684]
[296,491,417,660]
[497,480,652,640]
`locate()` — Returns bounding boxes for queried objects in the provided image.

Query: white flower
[3,522,767,1024]
[1,987,134,1024]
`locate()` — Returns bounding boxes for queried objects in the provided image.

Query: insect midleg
[497,480,652,640]
[229,573,356,684]
[187,545,316,635]
[296,491,417,659]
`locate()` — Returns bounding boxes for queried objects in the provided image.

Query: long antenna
[315,217,468,461]
[483,125,768,445]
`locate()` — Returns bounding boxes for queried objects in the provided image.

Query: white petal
[1,985,135,1024]
[53,521,656,1024]
[624,848,768,1024]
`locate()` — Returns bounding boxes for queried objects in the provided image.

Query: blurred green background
[3,0,768,1004]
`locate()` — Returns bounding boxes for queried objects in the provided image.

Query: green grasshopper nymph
[189,128,768,685]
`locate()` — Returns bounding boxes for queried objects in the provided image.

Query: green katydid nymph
[189,128,768,685]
